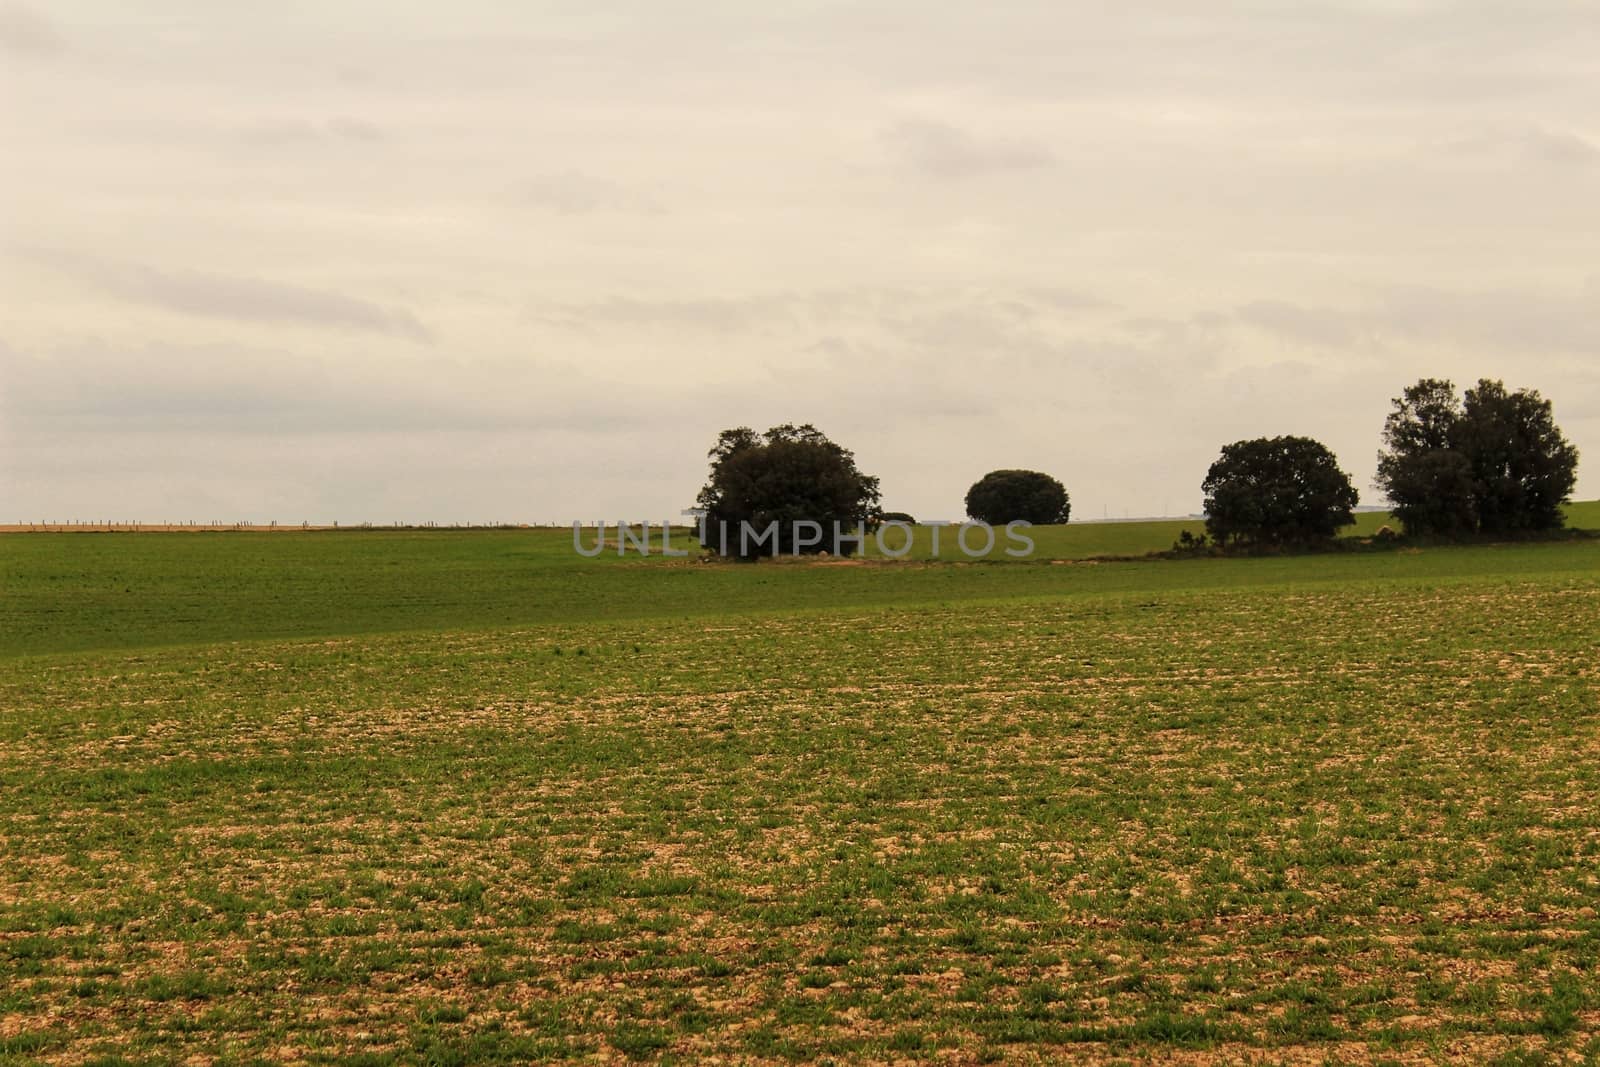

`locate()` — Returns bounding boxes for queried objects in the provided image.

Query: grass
[859,509,1382,560]
[1,511,1598,1062]
[2,503,1596,659]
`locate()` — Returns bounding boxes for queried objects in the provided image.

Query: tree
[1375,379,1478,538]
[1376,378,1578,537]
[1457,380,1579,534]
[695,424,881,558]
[1202,436,1358,548]
[964,470,1070,526]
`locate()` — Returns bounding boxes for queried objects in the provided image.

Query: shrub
[964,470,1070,525]
[695,424,881,559]
[1203,436,1358,548]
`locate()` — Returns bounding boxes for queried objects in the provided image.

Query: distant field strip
[4,519,1600,657]
[1,535,1598,1062]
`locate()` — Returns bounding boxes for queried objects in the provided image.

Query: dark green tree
[695,424,881,558]
[1376,378,1578,536]
[1375,379,1479,537]
[1202,436,1358,548]
[964,470,1070,525]
[1457,380,1579,534]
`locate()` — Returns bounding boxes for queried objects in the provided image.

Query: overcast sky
[2,1,1596,523]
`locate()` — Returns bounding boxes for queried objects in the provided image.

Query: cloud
[0,335,703,523]
[1371,284,1600,355]
[326,117,383,143]
[31,253,432,343]
[242,117,386,146]
[527,286,1208,426]
[526,287,1113,340]
[1235,287,1600,356]
[1235,300,1361,348]
[1019,288,1114,314]
[516,172,662,215]
[0,2,62,57]
[1443,121,1599,167]
[5,2,1599,519]
[0,338,667,436]
[880,119,1055,178]
[529,295,785,334]
[1523,128,1600,166]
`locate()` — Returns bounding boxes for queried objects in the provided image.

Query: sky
[2,0,1597,524]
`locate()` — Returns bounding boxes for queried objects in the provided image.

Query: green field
[858,510,1379,561]
[3,517,1600,1063]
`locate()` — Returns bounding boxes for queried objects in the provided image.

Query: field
[2,514,1600,1064]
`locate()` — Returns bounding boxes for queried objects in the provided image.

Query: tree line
[694,378,1580,557]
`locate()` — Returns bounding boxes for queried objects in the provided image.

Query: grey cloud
[1371,284,1600,355]
[33,253,432,343]
[523,286,1199,446]
[6,1,1600,520]
[525,285,1210,436]
[1524,129,1600,167]
[880,119,1055,178]
[326,117,383,143]
[1235,301,1361,348]
[0,338,668,436]
[529,287,1112,338]
[516,172,663,215]
[240,120,324,145]
[1235,288,1600,356]
[1020,289,1115,314]
[1444,122,1599,167]
[0,2,62,57]
[529,295,786,334]
[242,117,385,145]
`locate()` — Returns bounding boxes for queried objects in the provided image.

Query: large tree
[964,469,1070,526]
[1374,379,1479,538]
[1202,436,1358,548]
[695,424,881,558]
[1457,380,1580,534]
[1376,378,1578,537]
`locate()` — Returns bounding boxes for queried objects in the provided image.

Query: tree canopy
[1376,378,1578,537]
[695,424,881,559]
[964,470,1070,526]
[1203,436,1358,548]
